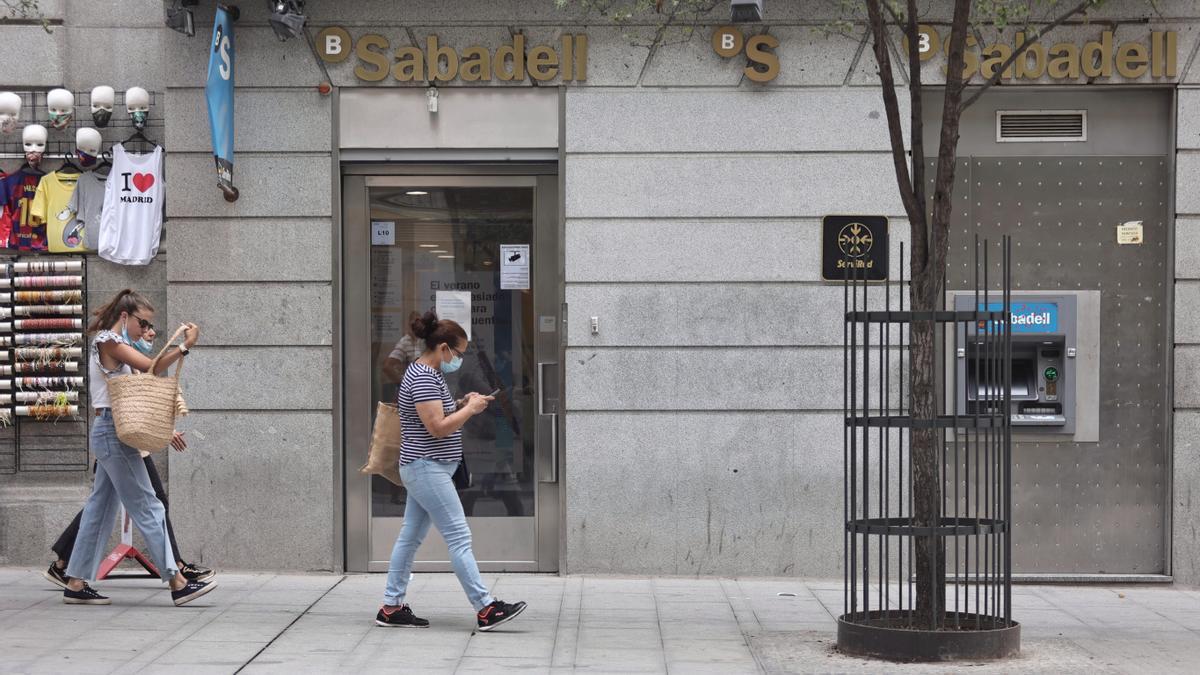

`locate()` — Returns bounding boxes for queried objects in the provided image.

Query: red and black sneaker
[476,599,527,632]
[376,604,430,628]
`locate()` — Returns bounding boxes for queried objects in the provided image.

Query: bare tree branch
[908,0,927,234]
[959,0,1097,112]
[927,0,972,296]
[865,0,924,270]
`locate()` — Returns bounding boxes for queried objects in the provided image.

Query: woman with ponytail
[60,289,216,607]
[375,312,527,632]
[42,323,214,592]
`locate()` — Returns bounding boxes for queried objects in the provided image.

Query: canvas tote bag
[360,401,403,486]
[105,325,189,453]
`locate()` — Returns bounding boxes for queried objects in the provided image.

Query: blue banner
[980,302,1059,334]
[205,5,237,200]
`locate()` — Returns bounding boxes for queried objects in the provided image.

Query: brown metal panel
[942,156,1168,574]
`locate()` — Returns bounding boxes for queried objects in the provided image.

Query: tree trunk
[909,308,945,627]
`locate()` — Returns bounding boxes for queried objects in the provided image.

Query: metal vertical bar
[843,260,850,621]
[971,235,979,617]
[883,248,891,619]
[1004,236,1013,626]
[983,240,991,622]
[850,263,859,620]
[862,264,871,620]
[936,271,945,624]
[902,242,907,624]
[955,260,964,629]
[899,242,909,622]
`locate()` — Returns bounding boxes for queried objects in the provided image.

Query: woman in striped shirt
[376,312,528,632]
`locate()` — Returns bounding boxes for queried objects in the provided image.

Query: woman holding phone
[375,312,527,631]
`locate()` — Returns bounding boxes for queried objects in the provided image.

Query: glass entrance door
[343,170,561,572]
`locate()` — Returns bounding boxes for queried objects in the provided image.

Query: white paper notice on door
[435,290,473,341]
[371,220,395,246]
[500,244,530,290]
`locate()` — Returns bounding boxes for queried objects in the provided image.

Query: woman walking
[61,289,215,606]
[376,312,526,631]
[43,327,214,590]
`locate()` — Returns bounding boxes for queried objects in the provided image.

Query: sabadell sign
[315,27,588,82]
[912,26,1178,80]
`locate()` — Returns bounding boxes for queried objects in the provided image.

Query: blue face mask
[440,354,463,374]
[134,337,154,356]
[122,319,154,356]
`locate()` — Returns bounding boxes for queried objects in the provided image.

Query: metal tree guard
[838,237,1020,661]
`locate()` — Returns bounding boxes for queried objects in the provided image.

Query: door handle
[537,361,558,483]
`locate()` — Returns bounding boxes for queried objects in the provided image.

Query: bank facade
[1,0,1199,584]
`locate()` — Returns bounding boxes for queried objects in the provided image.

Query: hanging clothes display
[30,170,83,253]
[97,143,163,266]
[0,165,46,251]
[68,169,106,251]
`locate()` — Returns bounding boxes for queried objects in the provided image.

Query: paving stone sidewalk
[2,567,1199,673]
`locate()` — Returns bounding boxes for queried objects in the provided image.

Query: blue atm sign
[979,302,1058,334]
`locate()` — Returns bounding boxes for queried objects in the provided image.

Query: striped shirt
[397,361,462,465]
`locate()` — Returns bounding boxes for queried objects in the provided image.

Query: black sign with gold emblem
[822,215,889,282]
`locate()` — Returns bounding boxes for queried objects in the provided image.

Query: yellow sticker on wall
[1117,221,1144,245]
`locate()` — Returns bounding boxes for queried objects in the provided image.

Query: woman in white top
[61,288,215,607]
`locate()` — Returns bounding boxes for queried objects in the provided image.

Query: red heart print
[132,173,155,193]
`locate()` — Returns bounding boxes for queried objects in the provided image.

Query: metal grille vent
[996,110,1086,143]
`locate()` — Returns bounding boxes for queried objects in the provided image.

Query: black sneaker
[171,579,217,606]
[375,604,430,628]
[42,563,69,590]
[63,583,110,605]
[476,599,527,631]
[180,561,215,583]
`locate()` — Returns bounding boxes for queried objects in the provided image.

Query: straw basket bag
[105,325,189,453]
[360,401,403,486]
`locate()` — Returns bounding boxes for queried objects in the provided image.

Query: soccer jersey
[30,171,83,253]
[1,167,46,251]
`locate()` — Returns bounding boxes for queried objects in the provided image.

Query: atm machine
[954,294,1077,435]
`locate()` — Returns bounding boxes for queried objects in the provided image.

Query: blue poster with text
[205,5,236,199]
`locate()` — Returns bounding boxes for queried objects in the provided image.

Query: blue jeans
[384,458,493,611]
[65,411,178,583]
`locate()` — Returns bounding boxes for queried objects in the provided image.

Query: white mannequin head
[76,127,102,167]
[46,88,74,129]
[23,124,47,165]
[0,92,20,134]
[90,86,115,127]
[125,87,150,129]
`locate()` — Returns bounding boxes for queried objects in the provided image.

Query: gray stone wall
[1174,82,1200,585]
[160,2,334,572]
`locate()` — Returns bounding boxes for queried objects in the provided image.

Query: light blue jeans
[384,458,493,611]
[65,411,178,583]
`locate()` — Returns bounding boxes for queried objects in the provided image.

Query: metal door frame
[341,164,562,573]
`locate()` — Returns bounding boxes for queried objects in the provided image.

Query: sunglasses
[130,314,154,332]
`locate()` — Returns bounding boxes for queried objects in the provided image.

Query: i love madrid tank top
[98,143,164,266]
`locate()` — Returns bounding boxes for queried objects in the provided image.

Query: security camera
[268,0,307,41]
[163,0,197,37]
[730,0,763,23]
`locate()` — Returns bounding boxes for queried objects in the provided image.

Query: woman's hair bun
[412,311,440,339]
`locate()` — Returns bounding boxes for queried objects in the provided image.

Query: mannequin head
[125,87,150,129]
[46,88,74,129]
[90,86,114,127]
[76,128,102,167]
[0,92,20,134]
[22,124,47,165]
